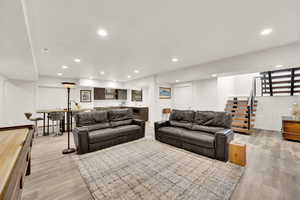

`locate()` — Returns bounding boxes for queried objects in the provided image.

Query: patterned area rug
[72,139,244,200]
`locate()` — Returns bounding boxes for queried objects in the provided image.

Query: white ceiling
[0,0,37,80]
[157,42,300,83]
[1,0,300,81]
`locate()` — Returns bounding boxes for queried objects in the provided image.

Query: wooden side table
[282,116,300,142]
[229,142,246,166]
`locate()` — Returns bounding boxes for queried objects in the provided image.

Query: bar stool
[24,112,44,136]
[48,112,65,136]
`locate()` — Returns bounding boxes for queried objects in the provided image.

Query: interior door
[173,85,193,110]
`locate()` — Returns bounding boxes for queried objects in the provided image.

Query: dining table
[36,108,91,136]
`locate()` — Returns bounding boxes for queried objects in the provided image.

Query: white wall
[36,77,94,110]
[124,76,172,123]
[192,79,219,111]
[0,75,6,126]
[172,73,299,131]
[0,75,36,127]
[173,83,193,110]
[2,72,298,131]
[255,96,300,131]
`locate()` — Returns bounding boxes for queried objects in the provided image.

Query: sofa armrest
[133,119,145,137]
[72,127,90,154]
[215,129,234,162]
[132,119,145,126]
[154,120,170,136]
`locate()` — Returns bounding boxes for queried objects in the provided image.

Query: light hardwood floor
[23,125,300,200]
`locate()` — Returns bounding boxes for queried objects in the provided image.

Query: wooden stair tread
[227,100,258,103]
[231,113,256,117]
[232,122,254,128]
[226,104,257,107]
[233,127,252,134]
[225,108,256,112]
[232,118,255,122]
[226,97,257,134]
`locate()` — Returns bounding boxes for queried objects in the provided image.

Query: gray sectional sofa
[73,109,145,154]
[155,110,234,161]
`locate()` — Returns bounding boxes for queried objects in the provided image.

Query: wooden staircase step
[226,97,257,135]
[227,100,258,103]
[226,104,257,107]
[233,127,252,134]
[232,118,255,122]
[231,113,256,117]
[225,108,256,112]
[232,122,254,128]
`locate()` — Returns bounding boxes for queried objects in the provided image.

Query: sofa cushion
[158,126,184,139]
[75,112,96,126]
[110,119,133,127]
[170,110,195,123]
[170,121,193,129]
[88,125,140,143]
[194,111,232,128]
[75,111,109,127]
[116,124,140,136]
[191,124,225,134]
[181,130,215,148]
[85,123,111,131]
[92,111,109,123]
[109,109,133,121]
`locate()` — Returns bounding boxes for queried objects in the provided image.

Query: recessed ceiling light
[172,57,179,63]
[100,71,105,75]
[89,76,93,79]
[211,74,217,77]
[127,75,131,78]
[57,72,63,76]
[275,64,283,68]
[260,28,273,36]
[74,58,81,63]
[134,70,139,74]
[175,80,180,83]
[62,65,69,69]
[97,29,108,37]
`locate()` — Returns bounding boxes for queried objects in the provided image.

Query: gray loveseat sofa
[155,110,234,161]
[73,109,145,154]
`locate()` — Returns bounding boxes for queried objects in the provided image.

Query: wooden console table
[0,125,34,200]
[282,116,300,141]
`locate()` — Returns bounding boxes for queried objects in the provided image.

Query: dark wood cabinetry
[94,88,106,100]
[282,116,300,141]
[94,88,127,100]
[105,88,117,99]
[117,89,127,100]
[131,107,148,121]
[131,90,142,101]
